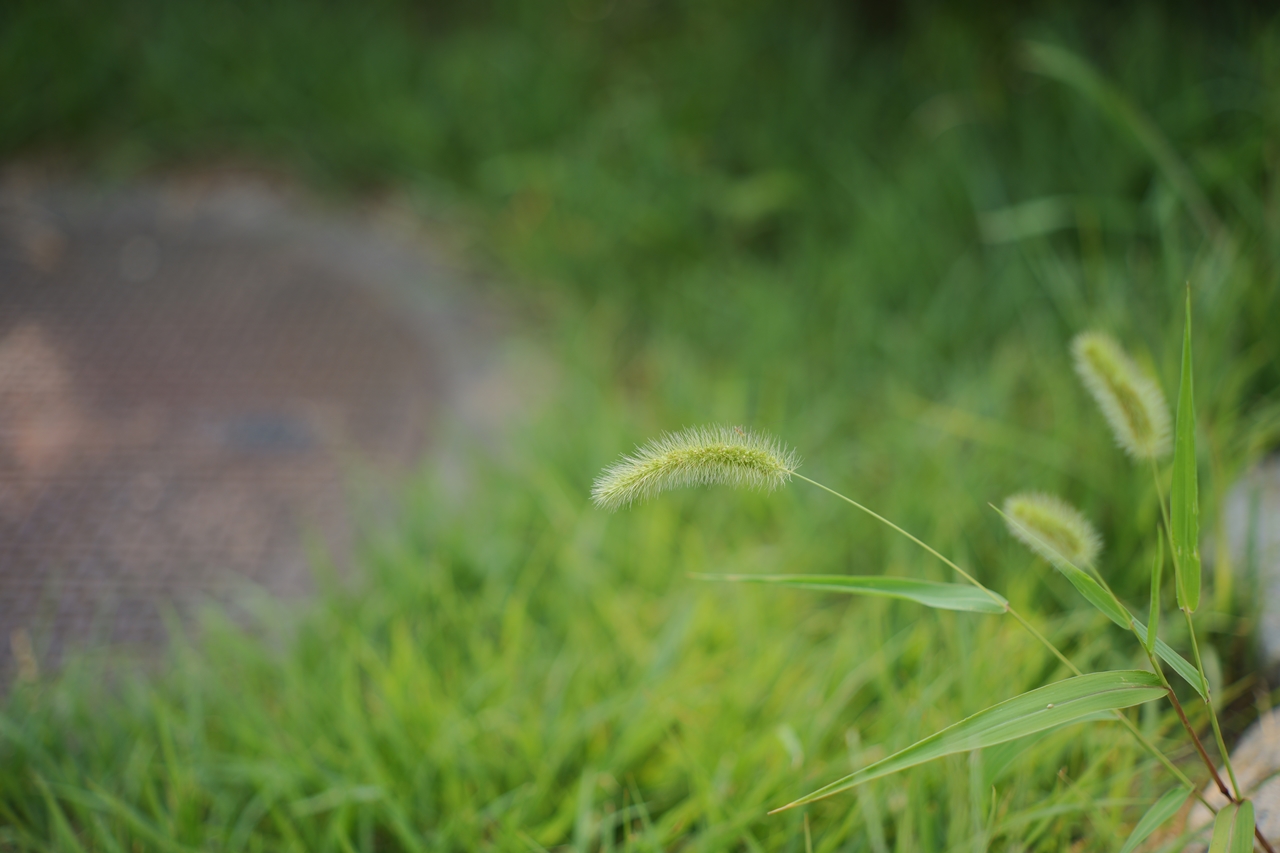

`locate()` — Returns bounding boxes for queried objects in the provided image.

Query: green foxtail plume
[591,425,799,511]
[1071,332,1172,460]
[1003,492,1102,569]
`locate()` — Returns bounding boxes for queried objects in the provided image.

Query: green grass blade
[1020,41,1219,236]
[994,506,1130,628]
[34,776,88,853]
[1231,801,1255,853]
[1209,803,1237,853]
[1119,787,1189,853]
[1051,560,1132,629]
[692,574,1008,613]
[1209,803,1239,853]
[1131,620,1207,699]
[1146,536,1163,654]
[1207,801,1255,853]
[771,671,1165,811]
[1171,290,1201,612]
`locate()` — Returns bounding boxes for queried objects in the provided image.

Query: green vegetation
[4,1,1280,849]
[593,304,1264,847]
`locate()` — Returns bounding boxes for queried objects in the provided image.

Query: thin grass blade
[694,574,1007,614]
[1119,787,1190,853]
[1020,41,1218,236]
[34,776,88,853]
[1131,619,1207,699]
[1147,536,1163,654]
[771,671,1165,811]
[1209,803,1239,853]
[1232,801,1255,853]
[1171,290,1201,611]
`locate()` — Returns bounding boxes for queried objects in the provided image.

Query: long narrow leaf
[1052,559,1131,628]
[1131,619,1206,699]
[1172,289,1201,612]
[997,501,1202,697]
[1207,800,1256,853]
[1147,536,1163,654]
[692,574,1007,614]
[1209,803,1239,853]
[1119,787,1190,853]
[771,671,1165,811]
[1231,801,1255,853]
[994,506,1130,628]
[1020,42,1218,236]
[1209,803,1237,853]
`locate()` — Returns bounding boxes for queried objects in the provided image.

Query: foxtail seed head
[591,425,800,511]
[1003,492,1102,569]
[1071,332,1171,460]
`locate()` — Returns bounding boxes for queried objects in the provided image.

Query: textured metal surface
[0,172,487,679]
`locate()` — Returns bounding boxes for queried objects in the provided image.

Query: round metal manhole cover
[0,171,500,680]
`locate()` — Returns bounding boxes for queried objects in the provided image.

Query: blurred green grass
[3,0,1280,849]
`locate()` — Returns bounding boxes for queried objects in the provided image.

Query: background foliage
[3,1,1280,849]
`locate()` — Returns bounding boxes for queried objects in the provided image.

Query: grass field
[4,1,1280,849]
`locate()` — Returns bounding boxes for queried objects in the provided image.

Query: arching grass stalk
[789,472,1204,801]
[591,300,1268,848]
[1014,480,1238,808]
[1070,301,1244,810]
[586,298,1259,845]
[591,429,1212,824]
[1003,484,1239,809]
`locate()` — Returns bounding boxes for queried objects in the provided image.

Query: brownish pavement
[0,171,514,680]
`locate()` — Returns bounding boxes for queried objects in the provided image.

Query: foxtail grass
[1002,492,1102,570]
[591,426,799,511]
[594,300,1277,851]
[1071,332,1172,460]
[591,423,1204,824]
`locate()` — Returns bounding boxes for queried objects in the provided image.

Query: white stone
[1220,457,1280,665]
[1186,709,1280,845]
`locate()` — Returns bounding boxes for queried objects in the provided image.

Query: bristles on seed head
[1003,492,1102,569]
[591,425,800,511]
[1071,332,1171,460]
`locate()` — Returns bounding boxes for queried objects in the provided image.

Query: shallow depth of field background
[3,1,1280,850]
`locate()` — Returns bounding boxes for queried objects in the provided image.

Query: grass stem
[1088,560,1236,811]
[1149,461,1243,799]
[795,473,1208,806]
[1182,608,1242,798]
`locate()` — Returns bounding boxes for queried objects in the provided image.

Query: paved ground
[0,169,517,680]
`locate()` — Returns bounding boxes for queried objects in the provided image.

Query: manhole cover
[0,171,499,679]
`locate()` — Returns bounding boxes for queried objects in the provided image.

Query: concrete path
[0,169,519,680]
